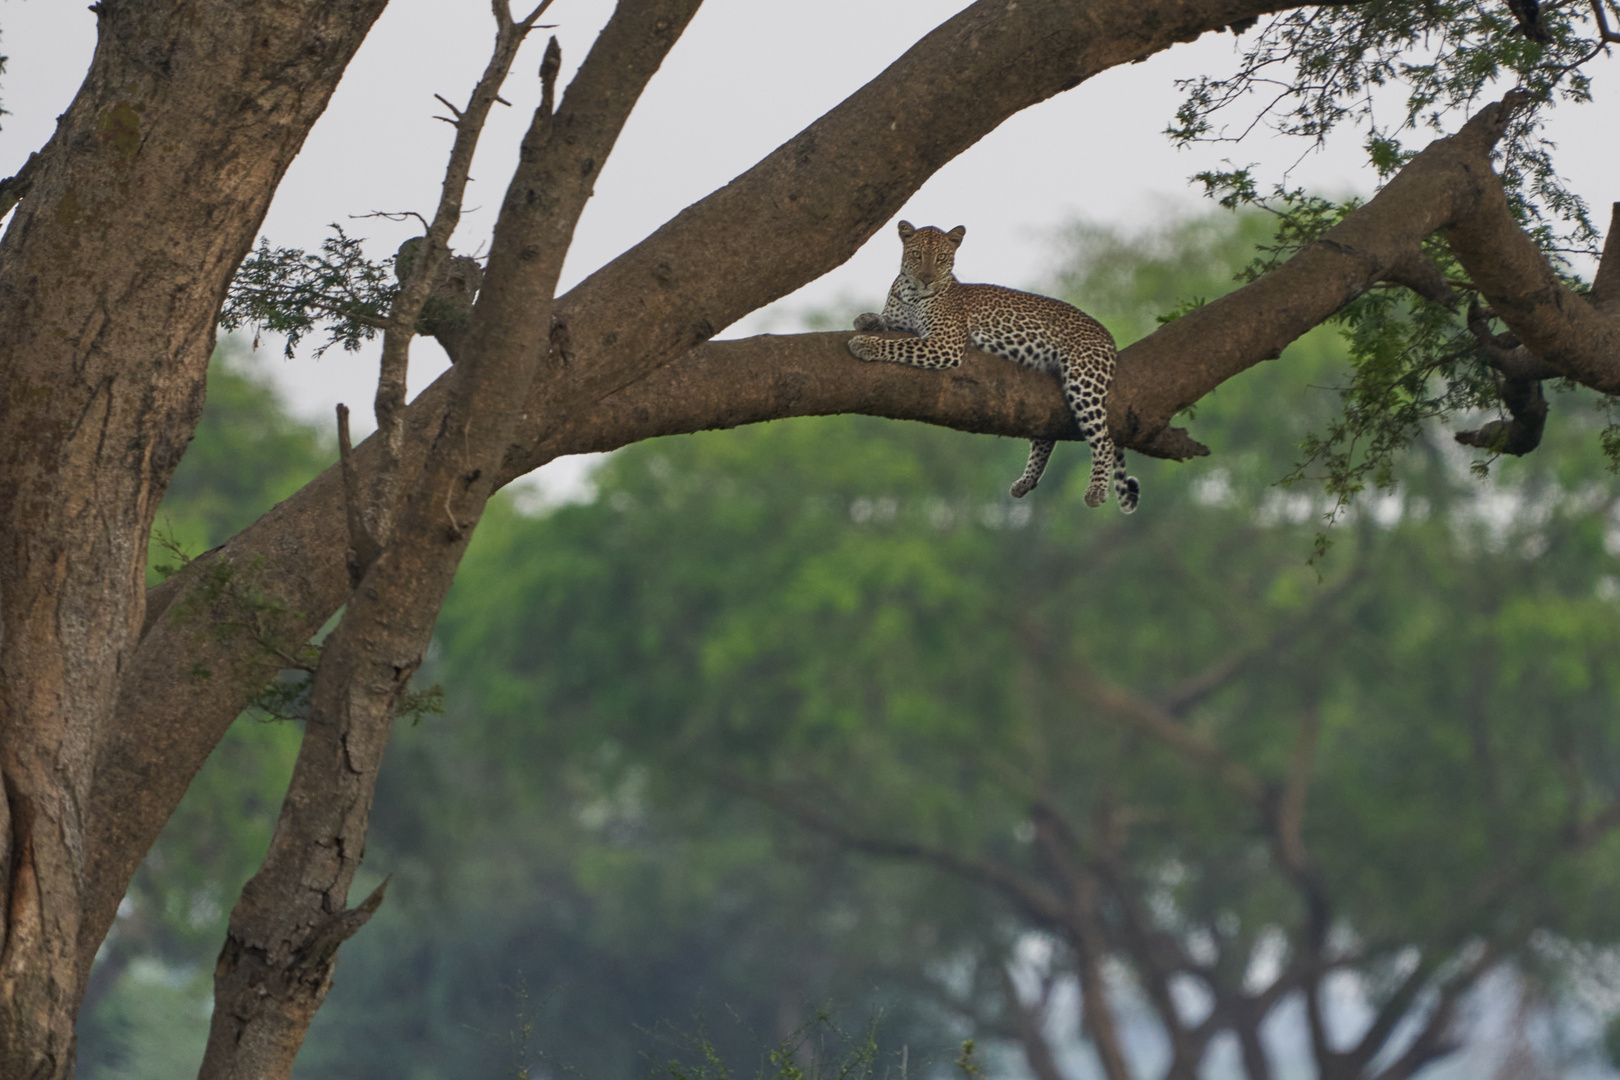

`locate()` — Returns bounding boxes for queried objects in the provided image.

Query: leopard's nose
[915,270,935,286]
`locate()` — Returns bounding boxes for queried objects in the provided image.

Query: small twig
[433,93,465,121]
[336,404,383,586]
[350,209,433,231]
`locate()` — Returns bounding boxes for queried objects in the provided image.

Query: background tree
[1,0,1618,1076]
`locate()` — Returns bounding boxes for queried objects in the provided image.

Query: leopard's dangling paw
[1084,482,1108,509]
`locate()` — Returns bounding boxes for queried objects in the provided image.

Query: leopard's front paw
[1010,477,1037,499]
[1084,482,1109,509]
[848,335,882,361]
[853,312,886,332]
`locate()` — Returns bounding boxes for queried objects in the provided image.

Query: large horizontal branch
[512,331,1208,471]
[92,0,1372,961]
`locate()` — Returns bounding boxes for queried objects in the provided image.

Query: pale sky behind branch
[2,0,1615,500]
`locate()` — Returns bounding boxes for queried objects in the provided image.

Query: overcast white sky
[2,0,1615,496]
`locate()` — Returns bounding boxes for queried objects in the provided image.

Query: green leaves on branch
[220,226,395,358]
[1171,0,1614,250]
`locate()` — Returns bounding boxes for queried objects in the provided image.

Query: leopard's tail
[1114,446,1139,514]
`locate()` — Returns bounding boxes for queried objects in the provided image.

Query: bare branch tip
[541,35,562,83]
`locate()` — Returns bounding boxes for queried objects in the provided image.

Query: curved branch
[732,777,1069,928]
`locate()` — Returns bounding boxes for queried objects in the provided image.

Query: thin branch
[1273,705,1320,878]
[1157,569,1360,716]
[1590,0,1620,41]
[1026,803,1135,1080]
[1087,811,1206,1078]
[1081,671,1266,804]
[730,776,1070,927]
[336,404,381,588]
[364,6,548,566]
[1367,944,1497,1080]
[1343,954,1438,1074]
[996,963,1067,1080]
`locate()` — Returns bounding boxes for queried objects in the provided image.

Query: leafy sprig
[220,226,396,358]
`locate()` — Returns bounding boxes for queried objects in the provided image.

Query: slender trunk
[998,965,1069,1080]
[1066,893,1133,1080]
[1232,1005,1273,1080]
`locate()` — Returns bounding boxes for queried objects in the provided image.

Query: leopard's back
[954,283,1115,375]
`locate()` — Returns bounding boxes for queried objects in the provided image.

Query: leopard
[848,220,1138,512]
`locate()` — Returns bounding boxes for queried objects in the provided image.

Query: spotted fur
[849,221,1139,511]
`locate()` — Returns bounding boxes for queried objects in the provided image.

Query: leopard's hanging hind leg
[1010,439,1055,499]
[1057,351,1139,512]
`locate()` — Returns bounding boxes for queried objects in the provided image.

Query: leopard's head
[895,220,965,296]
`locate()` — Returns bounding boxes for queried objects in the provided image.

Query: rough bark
[196,4,702,1077]
[0,1,387,1074]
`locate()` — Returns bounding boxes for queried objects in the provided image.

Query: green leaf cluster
[1170,0,1613,250]
[219,226,396,358]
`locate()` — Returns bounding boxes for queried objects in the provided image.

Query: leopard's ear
[897,220,916,240]
[945,225,966,247]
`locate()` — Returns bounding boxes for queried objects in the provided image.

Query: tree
[0,0,1616,1077]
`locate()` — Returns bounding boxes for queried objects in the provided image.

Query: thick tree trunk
[0,2,386,1074]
